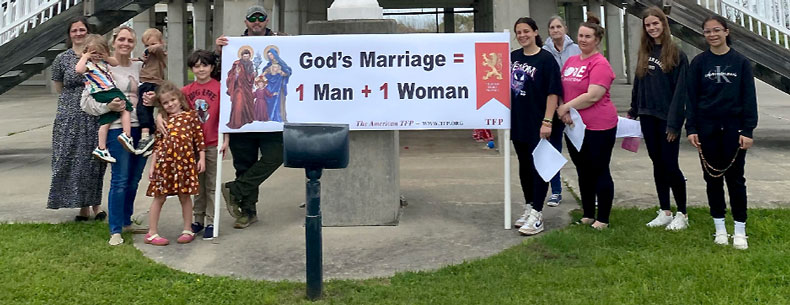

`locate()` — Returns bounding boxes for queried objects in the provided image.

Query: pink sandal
[177,230,195,244]
[144,233,169,246]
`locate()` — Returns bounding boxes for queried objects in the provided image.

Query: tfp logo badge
[474,42,510,110]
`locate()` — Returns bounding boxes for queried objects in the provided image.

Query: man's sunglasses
[247,15,267,23]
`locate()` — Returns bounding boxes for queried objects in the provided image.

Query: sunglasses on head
[247,15,267,23]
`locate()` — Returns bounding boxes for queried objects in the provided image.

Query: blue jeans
[107,127,147,234]
[549,122,564,194]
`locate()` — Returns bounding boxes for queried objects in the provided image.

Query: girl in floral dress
[144,81,206,246]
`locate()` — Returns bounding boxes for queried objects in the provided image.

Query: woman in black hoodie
[686,15,758,250]
[628,7,689,231]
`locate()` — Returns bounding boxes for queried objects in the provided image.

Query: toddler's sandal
[177,230,195,244]
[144,233,169,246]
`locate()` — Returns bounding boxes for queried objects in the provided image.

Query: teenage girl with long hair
[628,7,690,230]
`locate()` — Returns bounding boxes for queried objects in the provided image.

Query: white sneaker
[665,212,689,230]
[646,210,674,227]
[92,147,116,163]
[714,232,730,245]
[514,203,533,228]
[518,209,544,236]
[117,133,136,153]
[732,234,748,250]
[108,233,124,246]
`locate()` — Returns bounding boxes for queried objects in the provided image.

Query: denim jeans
[107,127,147,234]
[548,122,564,194]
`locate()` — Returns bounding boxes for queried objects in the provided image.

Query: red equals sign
[453,53,464,63]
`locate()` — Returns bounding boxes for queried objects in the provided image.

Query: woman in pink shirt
[556,15,618,230]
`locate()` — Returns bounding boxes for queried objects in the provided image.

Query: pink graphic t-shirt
[560,52,618,130]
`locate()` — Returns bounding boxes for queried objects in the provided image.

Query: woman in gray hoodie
[543,16,582,69]
[540,16,581,207]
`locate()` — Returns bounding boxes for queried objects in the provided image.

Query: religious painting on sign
[225,44,292,129]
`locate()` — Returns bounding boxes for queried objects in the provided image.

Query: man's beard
[249,25,266,36]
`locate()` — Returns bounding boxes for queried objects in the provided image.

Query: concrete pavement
[0,79,788,281]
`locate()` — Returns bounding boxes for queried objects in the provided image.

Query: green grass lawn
[2,207,789,304]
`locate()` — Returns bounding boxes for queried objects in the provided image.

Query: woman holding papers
[686,15,757,250]
[541,15,581,208]
[556,15,617,230]
[510,17,563,236]
[628,7,690,230]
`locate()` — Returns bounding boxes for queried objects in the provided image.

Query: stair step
[49,43,67,51]
[24,58,47,65]
[1,71,22,78]
[121,4,142,12]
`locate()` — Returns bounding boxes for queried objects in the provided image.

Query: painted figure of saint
[226,46,256,129]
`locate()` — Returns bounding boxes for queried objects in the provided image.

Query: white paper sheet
[616,117,643,138]
[532,139,568,182]
[563,108,585,151]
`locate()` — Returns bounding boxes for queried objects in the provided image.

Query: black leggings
[566,127,616,223]
[697,120,748,222]
[513,140,550,211]
[641,115,687,213]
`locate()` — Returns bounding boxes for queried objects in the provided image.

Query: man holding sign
[215,5,285,229]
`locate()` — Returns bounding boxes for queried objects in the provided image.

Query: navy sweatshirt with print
[629,44,689,134]
[685,48,758,138]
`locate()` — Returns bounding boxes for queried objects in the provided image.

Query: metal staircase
[0,0,160,95]
[611,0,790,94]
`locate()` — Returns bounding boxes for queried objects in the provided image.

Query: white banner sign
[219,33,511,133]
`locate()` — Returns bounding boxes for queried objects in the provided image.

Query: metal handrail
[697,0,790,48]
[0,0,82,46]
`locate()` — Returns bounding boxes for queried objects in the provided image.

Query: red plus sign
[361,85,372,97]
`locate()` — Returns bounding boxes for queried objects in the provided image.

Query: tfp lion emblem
[481,52,503,80]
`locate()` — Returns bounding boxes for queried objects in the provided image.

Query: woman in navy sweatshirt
[628,7,689,230]
[686,15,758,250]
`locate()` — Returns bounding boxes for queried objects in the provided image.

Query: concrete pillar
[45,68,55,93]
[304,18,401,226]
[132,8,156,58]
[473,0,493,32]
[605,2,626,81]
[270,0,281,32]
[221,1,264,37]
[624,14,641,83]
[586,0,602,21]
[192,0,212,51]
[493,0,529,43]
[212,0,224,43]
[282,0,304,34]
[444,8,454,33]
[566,2,584,41]
[167,0,188,87]
[529,0,557,39]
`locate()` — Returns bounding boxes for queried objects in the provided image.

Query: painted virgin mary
[260,46,292,122]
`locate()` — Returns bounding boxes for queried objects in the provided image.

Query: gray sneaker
[234,215,258,229]
[222,182,243,218]
[135,134,155,155]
